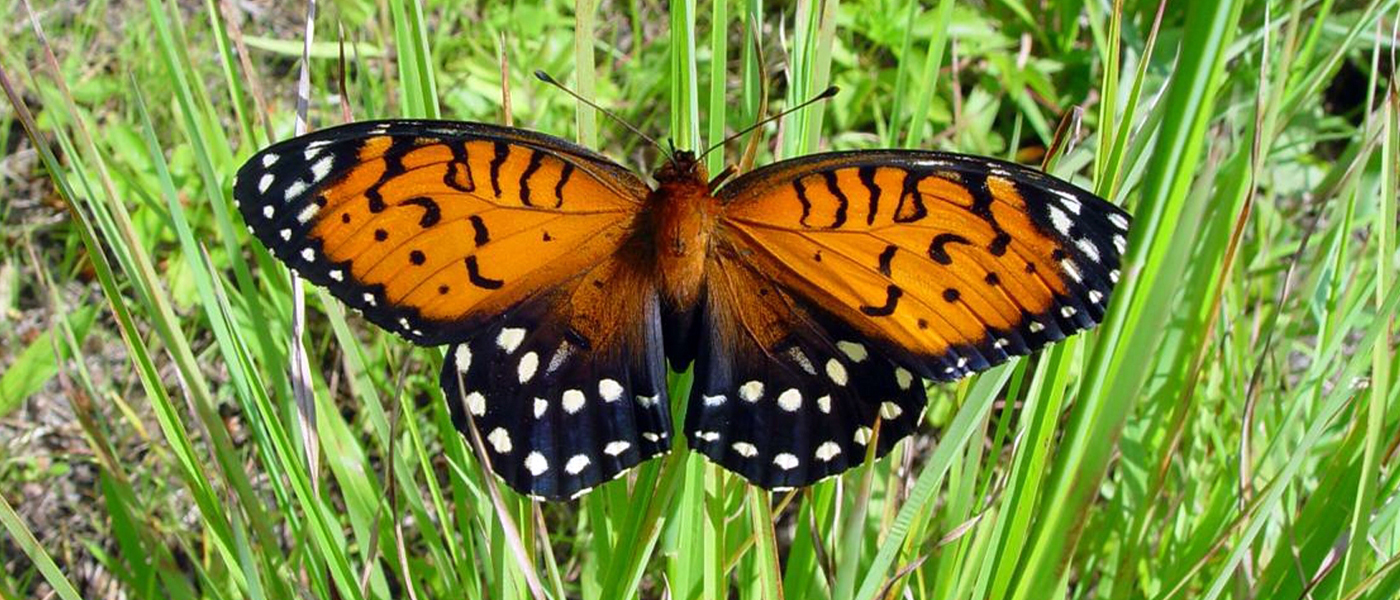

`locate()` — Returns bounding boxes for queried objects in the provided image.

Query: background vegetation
[2,0,1398,599]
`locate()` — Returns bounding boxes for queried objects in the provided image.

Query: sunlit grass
[2,1,1399,599]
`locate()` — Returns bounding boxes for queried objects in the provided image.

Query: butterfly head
[653,149,709,187]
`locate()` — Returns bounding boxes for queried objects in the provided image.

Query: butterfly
[233,118,1131,500]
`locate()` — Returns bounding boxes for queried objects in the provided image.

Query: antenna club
[535,70,559,85]
[819,85,840,99]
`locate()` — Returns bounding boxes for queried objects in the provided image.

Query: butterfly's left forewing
[688,150,1131,489]
[235,120,672,499]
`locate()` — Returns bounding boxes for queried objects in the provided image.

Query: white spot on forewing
[880,402,903,420]
[994,338,1009,349]
[773,453,799,470]
[258,173,274,194]
[854,427,873,445]
[1089,290,1104,304]
[815,442,841,462]
[262,153,279,167]
[565,454,591,475]
[1062,259,1083,282]
[280,228,292,241]
[1109,212,1130,230]
[562,389,586,414]
[496,328,526,353]
[517,352,539,383]
[777,389,802,412]
[533,397,548,418]
[837,341,869,362]
[695,431,721,442]
[262,204,275,219]
[524,452,549,476]
[362,293,377,306]
[329,269,343,281]
[1055,190,1083,214]
[598,379,624,402]
[1028,321,1045,333]
[635,394,660,407]
[1062,305,1077,318]
[817,395,832,414]
[300,248,315,262]
[296,203,319,224]
[309,155,334,182]
[1048,205,1074,236]
[641,432,660,443]
[702,394,727,407]
[283,179,308,201]
[465,392,486,417]
[1113,234,1127,254]
[738,381,764,402]
[825,359,848,386]
[957,357,968,368]
[487,428,513,454]
[604,441,631,456]
[454,345,472,372]
[1110,269,1121,283]
[1076,238,1101,262]
[894,368,914,390]
[731,442,758,458]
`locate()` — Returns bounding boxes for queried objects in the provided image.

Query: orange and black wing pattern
[683,151,1130,489]
[234,121,672,499]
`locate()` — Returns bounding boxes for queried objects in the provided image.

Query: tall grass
[2,1,1399,599]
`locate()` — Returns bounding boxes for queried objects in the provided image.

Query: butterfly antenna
[697,85,839,162]
[535,70,669,158]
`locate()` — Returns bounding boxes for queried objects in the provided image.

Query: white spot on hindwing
[533,397,548,418]
[565,454,591,475]
[695,431,721,442]
[894,368,914,390]
[524,452,549,476]
[465,391,486,417]
[258,174,275,194]
[362,293,377,306]
[815,442,841,462]
[604,441,631,456]
[880,402,903,420]
[328,269,343,281]
[1110,269,1121,283]
[1113,234,1127,254]
[598,379,624,402]
[1028,321,1045,333]
[262,153,279,167]
[731,442,758,457]
[1089,290,1104,304]
[279,228,292,241]
[1062,305,1077,318]
[837,341,869,362]
[635,394,660,407]
[773,453,799,470]
[496,328,526,353]
[262,205,275,219]
[787,347,817,375]
[454,345,472,372]
[487,428,513,453]
[517,351,539,383]
[739,381,764,402]
[702,394,727,407]
[562,389,586,414]
[825,359,848,386]
[854,427,873,445]
[817,395,832,414]
[777,389,802,412]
